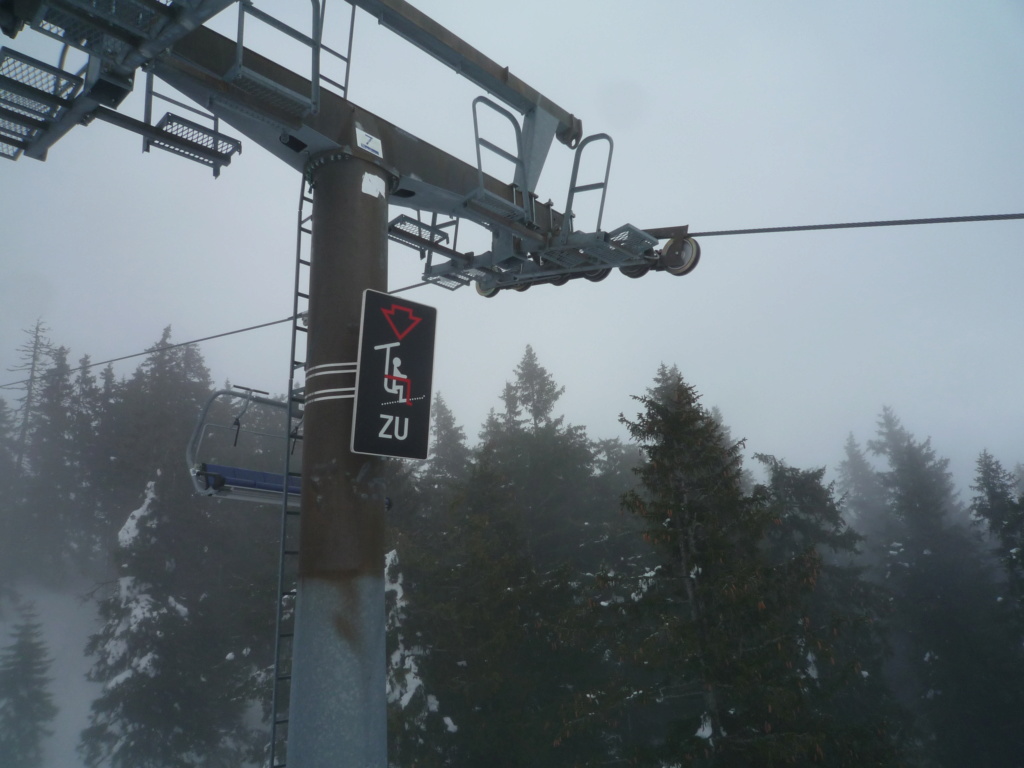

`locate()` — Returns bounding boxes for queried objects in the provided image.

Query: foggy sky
[2,0,1023,493]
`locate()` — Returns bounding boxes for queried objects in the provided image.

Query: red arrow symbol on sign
[381,304,422,341]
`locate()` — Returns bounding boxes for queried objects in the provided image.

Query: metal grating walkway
[0,47,82,160]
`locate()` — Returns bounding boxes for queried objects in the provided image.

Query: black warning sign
[351,290,436,459]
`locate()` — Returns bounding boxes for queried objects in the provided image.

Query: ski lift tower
[0,1,700,765]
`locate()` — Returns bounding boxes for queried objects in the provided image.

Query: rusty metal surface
[301,154,389,578]
[288,155,389,767]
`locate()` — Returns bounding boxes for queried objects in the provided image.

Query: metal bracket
[304,361,358,406]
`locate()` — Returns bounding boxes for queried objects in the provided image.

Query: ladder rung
[299,258,311,266]
[296,326,308,333]
[300,226,312,234]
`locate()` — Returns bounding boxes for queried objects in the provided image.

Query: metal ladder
[268,1,358,758]
[268,176,315,768]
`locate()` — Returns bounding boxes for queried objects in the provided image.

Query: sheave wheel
[620,263,650,279]
[661,236,701,276]
[475,281,499,298]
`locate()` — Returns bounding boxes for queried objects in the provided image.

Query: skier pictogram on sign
[352,290,437,459]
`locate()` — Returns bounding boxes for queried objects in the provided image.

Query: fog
[0,585,102,767]
[3,1,1022,495]
[1,0,1023,763]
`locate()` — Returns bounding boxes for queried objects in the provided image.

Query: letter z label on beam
[351,289,437,459]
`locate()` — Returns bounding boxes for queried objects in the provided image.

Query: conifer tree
[612,367,903,766]
[837,434,888,545]
[16,345,123,583]
[109,327,212,493]
[482,347,595,568]
[88,363,125,515]
[752,456,906,765]
[849,410,1024,766]
[511,344,565,429]
[0,398,21,585]
[80,332,274,767]
[615,366,767,763]
[8,319,52,473]
[969,450,1024,748]
[388,351,614,766]
[0,398,17,485]
[8,342,119,583]
[972,450,1024,618]
[32,346,81,574]
[81,474,267,767]
[386,395,471,764]
[0,601,58,768]
[394,454,602,767]
[422,392,472,501]
[66,355,107,572]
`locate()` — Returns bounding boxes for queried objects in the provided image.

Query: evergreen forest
[1,322,1022,767]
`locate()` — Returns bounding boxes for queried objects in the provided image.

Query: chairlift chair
[186,388,302,509]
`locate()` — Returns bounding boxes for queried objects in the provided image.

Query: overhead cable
[689,212,1024,238]
[0,316,294,391]
[0,281,428,391]
[2,210,1020,391]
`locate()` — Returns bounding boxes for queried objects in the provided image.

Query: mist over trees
[0,600,58,767]
[1,329,1022,767]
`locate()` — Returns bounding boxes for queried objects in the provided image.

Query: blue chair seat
[200,463,301,496]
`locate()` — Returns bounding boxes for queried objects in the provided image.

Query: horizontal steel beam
[154,24,567,233]
[350,0,582,148]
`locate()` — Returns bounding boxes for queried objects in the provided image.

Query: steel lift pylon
[1,2,700,766]
[1,0,701,292]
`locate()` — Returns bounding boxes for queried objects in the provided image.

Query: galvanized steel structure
[0,1,698,765]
